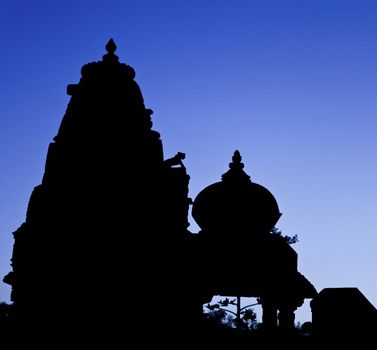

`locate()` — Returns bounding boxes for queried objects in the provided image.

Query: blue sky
[0,0,376,323]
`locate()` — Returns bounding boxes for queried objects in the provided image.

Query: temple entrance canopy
[192,151,317,329]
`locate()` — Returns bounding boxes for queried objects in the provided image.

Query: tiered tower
[4,40,193,340]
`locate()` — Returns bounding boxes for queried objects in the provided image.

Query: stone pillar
[262,300,278,330]
[278,306,296,331]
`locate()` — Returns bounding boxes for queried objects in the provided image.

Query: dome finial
[229,150,244,170]
[221,150,250,182]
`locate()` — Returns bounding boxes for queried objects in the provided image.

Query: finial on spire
[105,38,117,54]
[102,38,119,63]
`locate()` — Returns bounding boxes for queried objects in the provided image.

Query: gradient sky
[1,0,376,323]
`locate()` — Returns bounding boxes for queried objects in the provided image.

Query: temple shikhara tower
[4,40,319,342]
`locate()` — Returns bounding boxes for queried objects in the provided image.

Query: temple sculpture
[3,40,317,343]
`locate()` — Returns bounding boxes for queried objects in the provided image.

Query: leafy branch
[205,297,259,330]
[270,227,299,245]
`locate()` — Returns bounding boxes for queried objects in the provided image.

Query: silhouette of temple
[5,40,374,342]
[311,288,377,338]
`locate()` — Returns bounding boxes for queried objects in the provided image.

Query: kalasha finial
[105,38,117,54]
[102,38,119,63]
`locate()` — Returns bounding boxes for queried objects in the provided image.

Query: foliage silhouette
[205,297,259,331]
[270,227,299,245]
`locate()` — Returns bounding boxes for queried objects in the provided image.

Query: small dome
[192,151,281,235]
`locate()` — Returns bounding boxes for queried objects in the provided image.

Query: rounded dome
[192,151,281,235]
